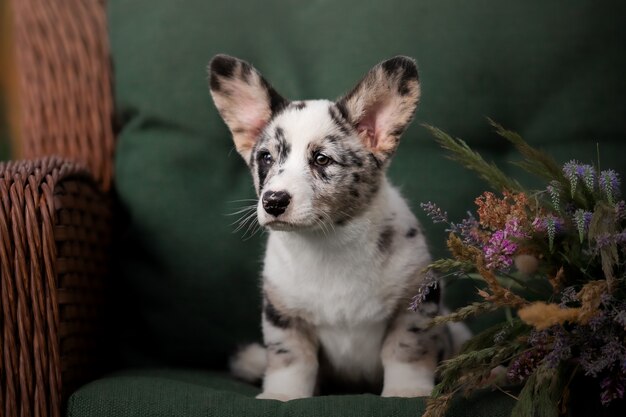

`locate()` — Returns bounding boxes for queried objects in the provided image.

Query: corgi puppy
[208,55,469,400]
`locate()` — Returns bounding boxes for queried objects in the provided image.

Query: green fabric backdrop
[69,0,626,415]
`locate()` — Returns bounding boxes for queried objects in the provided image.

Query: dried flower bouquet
[415,121,625,417]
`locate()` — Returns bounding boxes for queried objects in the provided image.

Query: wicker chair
[1,1,114,416]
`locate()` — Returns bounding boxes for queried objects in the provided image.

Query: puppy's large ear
[336,56,420,162]
[209,55,288,162]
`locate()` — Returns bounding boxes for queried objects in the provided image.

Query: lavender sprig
[560,286,579,307]
[600,368,626,406]
[580,337,624,378]
[573,209,593,243]
[543,326,571,368]
[547,181,561,212]
[421,202,449,224]
[616,201,626,221]
[545,215,561,252]
[563,160,596,196]
[450,212,481,245]
[409,271,439,311]
[563,160,581,197]
[599,169,621,204]
[507,349,546,383]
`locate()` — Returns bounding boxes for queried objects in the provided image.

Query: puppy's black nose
[262,190,291,216]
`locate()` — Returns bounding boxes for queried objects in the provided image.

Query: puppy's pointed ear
[336,56,420,162]
[209,55,288,161]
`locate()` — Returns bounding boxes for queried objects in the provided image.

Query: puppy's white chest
[264,233,394,325]
[294,275,390,325]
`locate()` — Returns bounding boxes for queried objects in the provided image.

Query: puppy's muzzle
[262,190,291,217]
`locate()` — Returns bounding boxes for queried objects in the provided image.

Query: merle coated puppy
[208,55,470,400]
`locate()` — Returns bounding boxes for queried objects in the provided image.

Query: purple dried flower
[450,212,481,245]
[563,160,596,196]
[563,159,580,181]
[614,311,626,328]
[573,209,593,243]
[504,217,527,239]
[600,292,613,306]
[600,368,626,406]
[532,215,564,251]
[409,271,439,311]
[608,299,626,320]
[560,286,579,307]
[563,160,580,197]
[529,329,549,347]
[507,349,546,383]
[544,327,571,368]
[599,169,621,204]
[595,233,613,250]
[546,215,559,252]
[599,338,623,368]
[616,201,626,221]
[532,216,546,232]
[588,312,607,332]
[547,182,561,212]
[421,202,448,224]
[483,230,517,271]
[580,165,596,192]
[580,338,624,377]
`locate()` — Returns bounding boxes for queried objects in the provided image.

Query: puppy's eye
[259,151,273,165]
[314,152,332,166]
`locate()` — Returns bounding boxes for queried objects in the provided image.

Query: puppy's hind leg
[380,311,440,398]
[257,297,318,401]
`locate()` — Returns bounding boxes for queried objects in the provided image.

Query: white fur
[230,343,267,382]
[260,361,318,400]
[263,179,433,385]
[317,322,386,382]
[448,321,473,354]
[381,361,435,397]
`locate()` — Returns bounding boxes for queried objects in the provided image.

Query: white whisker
[227,198,259,204]
[319,211,336,234]
[312,216,328,238]
[233,211,258,232]
[226,204,257,217]
[242,217,262,241]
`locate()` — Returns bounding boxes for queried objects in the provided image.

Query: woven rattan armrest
[0,156,110,417]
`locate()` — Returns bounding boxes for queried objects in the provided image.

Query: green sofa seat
[67,369,514,417]
[65,0,626,415]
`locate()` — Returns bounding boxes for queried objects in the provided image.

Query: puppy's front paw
[381,384,433,398]
[256,392,297,401]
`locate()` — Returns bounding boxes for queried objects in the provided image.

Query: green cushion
[107,0,626,369]
[66,368,514,417]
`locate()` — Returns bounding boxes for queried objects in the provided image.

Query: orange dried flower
[518,302,581,330]
[447,233,481,262]
[548,267,566,292]
[475,256,527,308]
[475,191,509,230]
[475,190,532,231]
[577,280,608,324]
